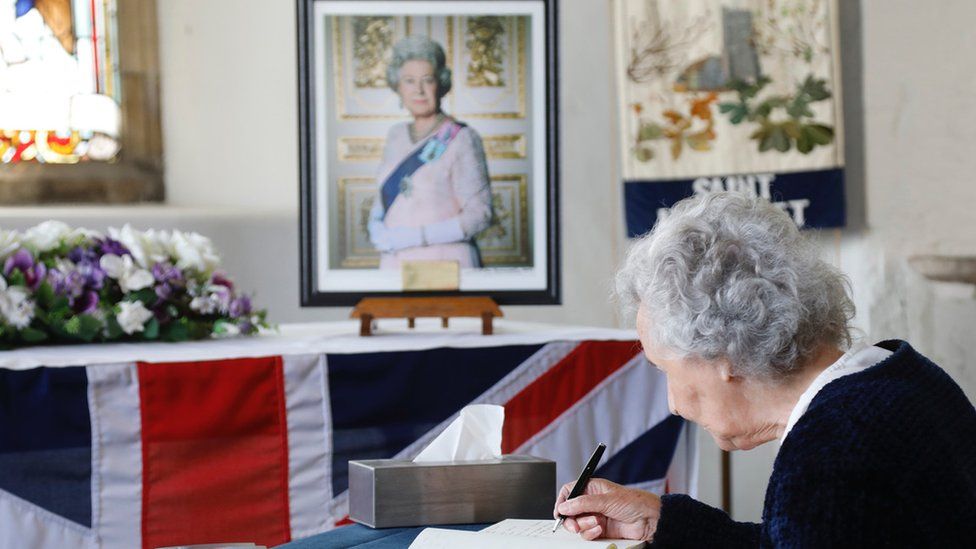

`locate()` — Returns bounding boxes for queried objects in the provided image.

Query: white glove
[422,217,466,245]
[368,220,423,252]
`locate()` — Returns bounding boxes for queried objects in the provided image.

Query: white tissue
[413,404,504,462]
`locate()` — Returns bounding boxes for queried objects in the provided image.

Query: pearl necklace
[409,112,447,143]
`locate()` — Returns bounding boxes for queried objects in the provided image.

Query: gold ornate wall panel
[333,16,410,120]
[482,134,527,159]
[330,15,527,120]
[337,137,386,162]
[475,174,531,266]
[336,177,381,268]
[448,16,527,119]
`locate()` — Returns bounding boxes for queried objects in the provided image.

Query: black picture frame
[297,0,560,306]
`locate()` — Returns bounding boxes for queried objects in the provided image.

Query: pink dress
[373,119,493,269]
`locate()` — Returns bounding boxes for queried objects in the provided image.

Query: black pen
[553,443,607,532]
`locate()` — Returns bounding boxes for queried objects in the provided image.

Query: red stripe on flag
[138,357,291,549]
[335,516,355,527]
[502,340,641,453]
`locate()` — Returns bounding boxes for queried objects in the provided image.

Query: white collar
[780,342,892,443]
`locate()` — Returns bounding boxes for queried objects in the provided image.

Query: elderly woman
[367,35,493,269]
[555,192,976,546]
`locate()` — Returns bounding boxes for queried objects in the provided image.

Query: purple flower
[4,248,47,290]
[68,246,98,264]
[73,291,99,314]
[210,271,235,291]
[210,284,233,314]
[97,238,130,257]
[49,269,84,297]
[155,284,174,301]
[228,295,252,318]
[150,261,185,311]
[238,319,255,334]
[75,260,106,290]
[153,262,184,285]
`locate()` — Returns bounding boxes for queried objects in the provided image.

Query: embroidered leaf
[637,122,663,141]
[719,102,749,125]
[690,93,718,121]
[634,146,655,162]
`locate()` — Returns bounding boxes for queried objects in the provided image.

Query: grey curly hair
[386,35,452,98]
[616,192,854,379]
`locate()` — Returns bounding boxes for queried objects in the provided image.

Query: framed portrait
[297,0,560,306]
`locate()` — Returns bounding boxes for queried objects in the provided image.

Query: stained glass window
[0,0,122,164]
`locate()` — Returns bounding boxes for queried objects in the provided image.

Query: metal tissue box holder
[348,455,556,528]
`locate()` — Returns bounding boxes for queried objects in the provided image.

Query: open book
[408,519,647,549]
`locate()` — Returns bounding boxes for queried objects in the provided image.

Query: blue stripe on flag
[594,414,684,487]
[0,366,92,527]
[327,344,544,496]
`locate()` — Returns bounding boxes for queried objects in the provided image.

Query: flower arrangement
[0,221,268,349]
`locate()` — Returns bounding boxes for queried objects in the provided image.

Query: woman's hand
[554,478,661,541]
[368,220,423,252]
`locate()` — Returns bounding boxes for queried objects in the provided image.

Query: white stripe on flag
[392,341,581,461]
[88,362,143,549]
[626,478,668,495]
[283,354,333,539]
[664,422,698,497]
[515,355,673,488]
[0,489,93,549]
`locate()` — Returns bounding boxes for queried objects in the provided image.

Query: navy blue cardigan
[650,340,976,547]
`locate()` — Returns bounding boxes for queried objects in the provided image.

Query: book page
[482,520,645,549]
[409,521,646,549]
[408,528,610,549]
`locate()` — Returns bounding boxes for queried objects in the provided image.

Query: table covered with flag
[0,320,696,549]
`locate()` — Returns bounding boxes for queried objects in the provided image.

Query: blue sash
[380,120,465,216]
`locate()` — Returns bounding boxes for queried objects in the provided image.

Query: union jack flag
[0,334,695,548]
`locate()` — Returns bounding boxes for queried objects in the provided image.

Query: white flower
[213,320,241,337]
[54,257,76,273]
[190,295,218,315]
[170,230,220,274]
[100,254,154,293]
[107,224,166,269]
[0,230,22,260]
[23,220,72,252]
[69,227,104,241]
[116,301,154,335]
[144,229,174,261]
[0,276,35,329]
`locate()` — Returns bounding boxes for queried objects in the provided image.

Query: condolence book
[408,519,646,549]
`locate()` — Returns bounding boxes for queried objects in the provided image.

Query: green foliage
[128,288,157,307]
[20,327,48,343]
[7,270,26,287]
[64,315,103,342]
[105,315,124,339]
[719,75,835,155]
[142,318,160,340]
[162,318,190,342]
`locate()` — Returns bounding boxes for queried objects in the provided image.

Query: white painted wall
[1,0,974,525]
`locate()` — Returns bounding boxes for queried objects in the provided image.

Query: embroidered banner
[614,0,845,234]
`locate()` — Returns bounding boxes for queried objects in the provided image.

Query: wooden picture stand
[350,296,503,336]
